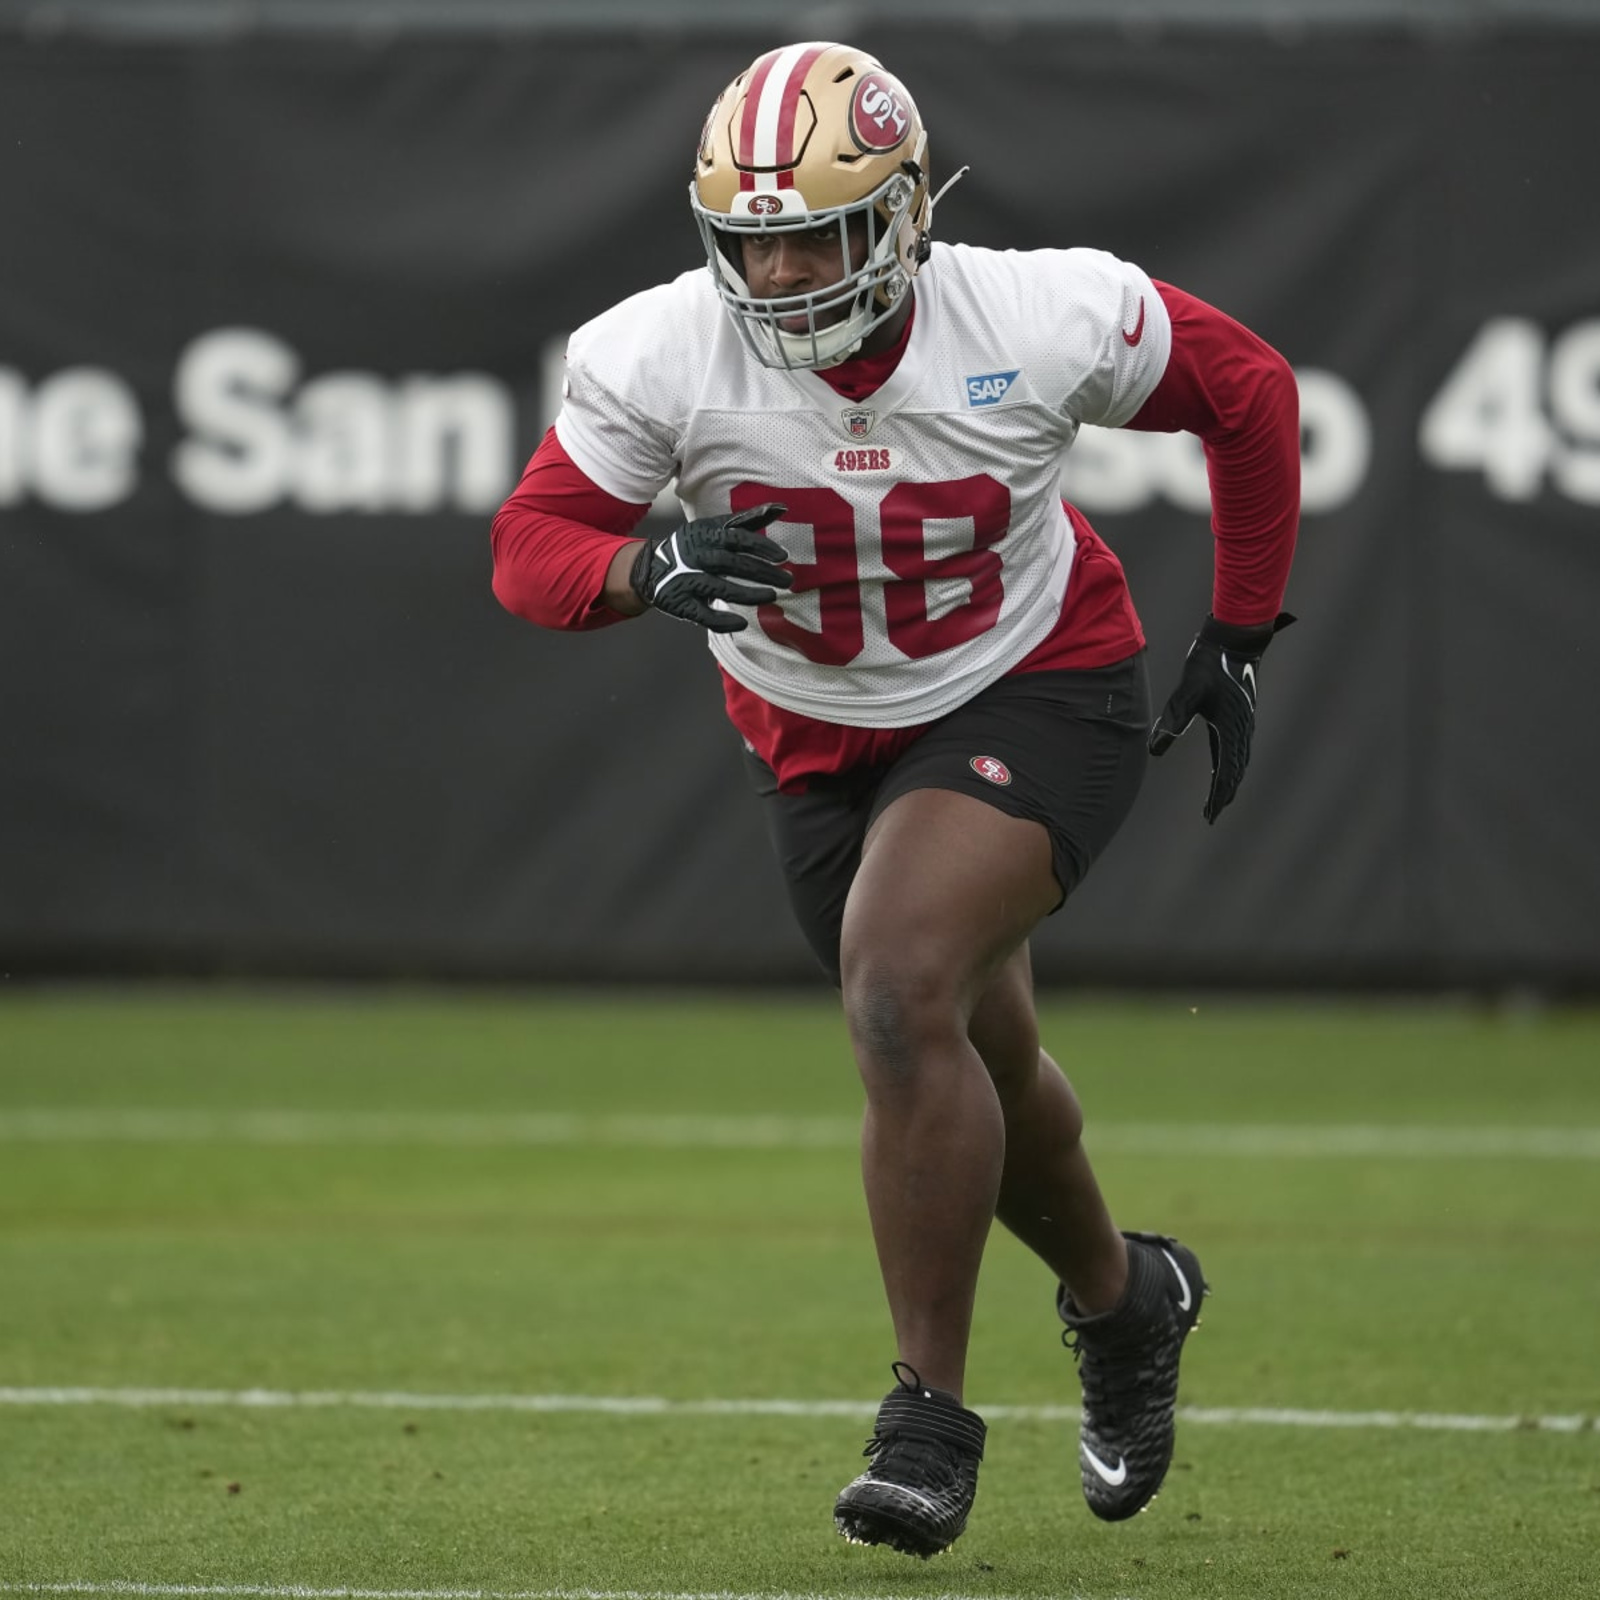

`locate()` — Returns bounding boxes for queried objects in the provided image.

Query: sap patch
[965,369,1020,407]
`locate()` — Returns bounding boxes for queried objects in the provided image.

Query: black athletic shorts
[742,652,1150,984]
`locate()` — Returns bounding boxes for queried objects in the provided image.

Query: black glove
[629,502,792,633]
[1148,611,1295,823]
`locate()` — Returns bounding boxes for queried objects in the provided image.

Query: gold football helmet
[690,42,937,370]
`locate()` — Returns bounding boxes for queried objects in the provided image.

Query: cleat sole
[834,1508,952,1559]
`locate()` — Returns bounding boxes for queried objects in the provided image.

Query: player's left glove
[1148,612,1295,823]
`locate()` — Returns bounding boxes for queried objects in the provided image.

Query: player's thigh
[841,786,1059,1026]
[841,657,1149,1035]
[874,657,1151,914]
[745,657,1147,991]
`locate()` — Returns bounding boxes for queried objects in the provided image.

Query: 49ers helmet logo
[970,756,1012,787]
[748,193,782,215]
[849,72,912,153]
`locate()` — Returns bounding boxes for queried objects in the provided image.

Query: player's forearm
[490,504,638,631]
[602,541,649,617]
[1199,355,1299,625]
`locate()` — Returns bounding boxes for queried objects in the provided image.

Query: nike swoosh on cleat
[880,1484,946,1515]
[1161,1248,1193,1312]
[1083,1444,1129,1486]
[844,1476,946,1516]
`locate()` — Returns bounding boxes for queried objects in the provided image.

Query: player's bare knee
[842,953,961,1092]
[979,1039,1042,1109]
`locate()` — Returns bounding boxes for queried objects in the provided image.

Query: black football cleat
[1058,1230,1208,1521]
[833,1362,987,1558]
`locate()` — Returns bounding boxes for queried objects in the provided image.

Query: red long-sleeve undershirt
[489,429,651,633]
[1124,281,1299,626]
[490,281,1298,638]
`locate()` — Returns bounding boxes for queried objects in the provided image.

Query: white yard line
[2,1587,1059,1600]
[0,1386,1590,1434]
[1,1108,1598,1159]
[0,1110,862,1148]
[0,1587,1067,1600]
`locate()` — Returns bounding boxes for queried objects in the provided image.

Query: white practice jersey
[554,242,1172,727]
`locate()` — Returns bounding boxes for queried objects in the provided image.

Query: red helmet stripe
[738,41,829,191]
[736,48,784,188]
[773,42,829,187]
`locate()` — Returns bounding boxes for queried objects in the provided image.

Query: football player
[492,40,1298,1559]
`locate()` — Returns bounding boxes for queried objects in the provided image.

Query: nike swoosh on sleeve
[1121,297,1146,346]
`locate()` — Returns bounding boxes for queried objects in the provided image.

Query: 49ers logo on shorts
[849,73,912,153]
[970,755,1013,787]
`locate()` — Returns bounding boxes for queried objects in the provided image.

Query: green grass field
[1,988,1597,1600]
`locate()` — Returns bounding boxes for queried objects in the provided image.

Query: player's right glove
[629,502,792,634]
[1148,611,1295,823]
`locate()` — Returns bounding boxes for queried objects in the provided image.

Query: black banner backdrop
[1,27,1596,987]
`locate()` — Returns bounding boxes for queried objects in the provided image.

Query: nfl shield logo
[841,407,877,438]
